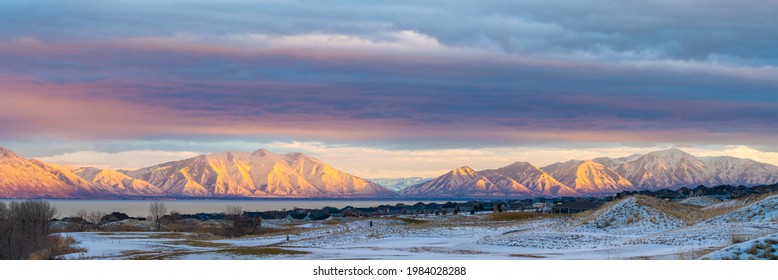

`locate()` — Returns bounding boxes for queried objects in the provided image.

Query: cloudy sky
[2,1,778,177]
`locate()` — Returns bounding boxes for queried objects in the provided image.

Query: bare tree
[73,209,89,231]
[223,205,260,237]
[0,201,57,259]
[74,209,88,220]
[225,205,243,217]
[149,201,167,231]
[0,202,10,259]
[86,211,105,227]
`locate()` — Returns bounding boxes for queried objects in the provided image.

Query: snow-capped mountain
[122,149,396,198]
[369,177,433,192]
[592,154,643,170]
[481,162,577,196]
[73,167,163,196]
[590,148,778,190]
[698,156,778,186]
[0,147,395,198]
[614,149,710,189]
[541,160,635,194]
[0,147,96,198]
[400,166,515,198]
[401,163,578,198]
[404,148,778,198]
[2,146,778,199]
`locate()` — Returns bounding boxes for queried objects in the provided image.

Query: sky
[2,1,778,178]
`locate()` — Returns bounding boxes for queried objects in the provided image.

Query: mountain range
[368,177,432,192]
[400,148,778,198]
[0,147,395,198]
[1,146,778,199]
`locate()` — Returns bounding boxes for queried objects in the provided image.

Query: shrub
[0,200,58,260]
[745,243,759,255]
[222,206,261,237]
[731,234,748,245]
[29,235,85,260]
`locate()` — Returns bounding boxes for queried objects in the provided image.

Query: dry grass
[168,240,229,248]
[509,254,547,258]
[147,232,190,239]
[576,198,628,225]
[699,192,777,220]
[395,217,430,225]
[488,212,549,222]
[215,247,309,257]
[29,235,87,260]
[126,246,309,260]
[636,196,705,225]
[731,234,750,245]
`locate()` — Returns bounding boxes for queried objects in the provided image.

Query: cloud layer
[2,1,778,172]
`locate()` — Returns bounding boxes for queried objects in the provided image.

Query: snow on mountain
[698,156,778,186]
[592,154,643,170]
[401,162,577,198]
[283,152,397,197]
[2,145,778,199]
[401,148,778,198]
[542,160,635,194]
[399,166,512,198]
[368,177,432,192]
[122,149,396,198]
[614,148,711,189]
[600,148,778,190]
[481,161,577,196]
[0,147,95,198]
[73,167,163,196]
[0,147,18,158]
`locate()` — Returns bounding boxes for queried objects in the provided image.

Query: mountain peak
[504,161,536,169]
[251,148,275,157]
[649,148,691,156]
[284,152,321,163]
[0,147,19,158]
[451,166,476,176]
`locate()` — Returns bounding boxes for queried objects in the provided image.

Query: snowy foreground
[61,195,778,260]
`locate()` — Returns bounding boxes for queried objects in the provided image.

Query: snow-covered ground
[59,194,778,260]
[60,232,208,259]
[680,196,722,207]
[702,233,778,260]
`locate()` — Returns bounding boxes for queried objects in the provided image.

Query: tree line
[0,200,80,260]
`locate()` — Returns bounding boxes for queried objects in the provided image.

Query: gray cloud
[1,1,777,150]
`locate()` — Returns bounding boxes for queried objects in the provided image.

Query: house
[479,202,495,212]
[532,202,550,209]
[457,202,476,212]
[423,203,441,214]
[441,202,459,213]
[322,206,342,216]
[507,202,524,211]
[405,204,425,215]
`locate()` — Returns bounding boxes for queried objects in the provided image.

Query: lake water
[0,199,461,218]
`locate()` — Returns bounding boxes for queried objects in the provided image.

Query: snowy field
[59,195,778,260]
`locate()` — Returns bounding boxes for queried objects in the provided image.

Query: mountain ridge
[0,147,396,199]
[1,147,777,198]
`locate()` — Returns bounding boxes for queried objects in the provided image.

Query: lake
[0,199,461,218]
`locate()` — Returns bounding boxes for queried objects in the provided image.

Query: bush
[28,235,85,260]
[746,243,759,255]
[731,234,748,245]
[0,200,60,259]
[222,206,261,237]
